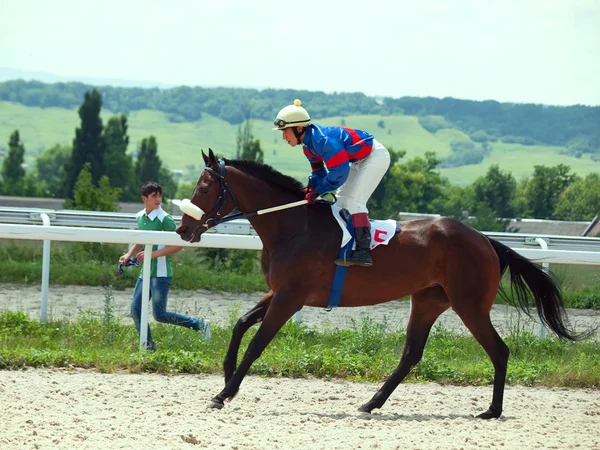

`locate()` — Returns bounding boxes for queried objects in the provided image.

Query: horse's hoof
[358,404,373,414]
[208,400,224,410]
[477,408,501,419]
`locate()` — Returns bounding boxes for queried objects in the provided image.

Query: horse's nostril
[177,226,187,234]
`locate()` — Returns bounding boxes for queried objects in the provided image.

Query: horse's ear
[208,148,217,166]
[202,150,209,166]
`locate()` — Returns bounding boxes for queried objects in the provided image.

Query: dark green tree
[63,89,106,199]
[65,162,120,212]
[522,164,577,219]
[554,173,600,220]
[158,166,177,200]
[368,147,405,218]
[35,144,71,197]
[135,136,161,185]
[463,205,506,232]
[1,130,26,195]
[235,117,264,163]
[471,164,516,218]
[104,114,136,201]
[370,151,446,218]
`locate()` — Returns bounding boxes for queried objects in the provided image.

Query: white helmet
[272,99,311,130]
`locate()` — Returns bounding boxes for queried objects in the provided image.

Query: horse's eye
[200,186,208,194]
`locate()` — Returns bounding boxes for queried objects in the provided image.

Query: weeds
[1,312,598,388]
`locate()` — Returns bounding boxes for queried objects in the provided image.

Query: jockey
[273,99,391,267]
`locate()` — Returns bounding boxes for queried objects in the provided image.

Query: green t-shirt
[136,206,177,277]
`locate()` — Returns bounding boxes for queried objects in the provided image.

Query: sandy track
[1,369,599,450]
[1,284,600,448]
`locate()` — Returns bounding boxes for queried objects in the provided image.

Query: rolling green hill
[1,100,599,186]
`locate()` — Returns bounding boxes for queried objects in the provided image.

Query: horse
[176,149,585,419]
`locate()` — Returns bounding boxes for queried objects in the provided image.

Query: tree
[235,117,264,163]
[471,164,516,218]
[65,162,120,212]
[369,151,447,218]
[1,130,26,195]
[158,166,177,199]
[63,89,106,199]
[368,147,405,218]
[553,173,600,220]
[104,114,136,201]
[34,144,71,197]
[522,164,577,219]
[463,205,506,232]
[135,136,161,185]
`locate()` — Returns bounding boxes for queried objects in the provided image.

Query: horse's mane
[224,158,304,196]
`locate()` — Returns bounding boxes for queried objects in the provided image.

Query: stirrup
[335,255,372,267]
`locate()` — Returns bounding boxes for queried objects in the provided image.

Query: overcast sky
[1,0,599,106]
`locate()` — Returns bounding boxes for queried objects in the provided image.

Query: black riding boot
[335,225,373,267]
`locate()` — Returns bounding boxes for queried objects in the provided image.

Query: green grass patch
[1,310,598,388]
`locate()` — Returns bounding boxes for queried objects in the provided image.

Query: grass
[3,100,600,186]
[1,307,598,388]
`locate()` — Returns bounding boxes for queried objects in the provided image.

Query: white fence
[1,208,600,348]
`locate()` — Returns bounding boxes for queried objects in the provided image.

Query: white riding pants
[336,139,390,215]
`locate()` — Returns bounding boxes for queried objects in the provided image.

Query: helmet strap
[292,127,306,145]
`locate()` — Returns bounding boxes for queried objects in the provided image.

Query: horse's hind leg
[359,286,450,413]
[224,290,273,383]
[454,308,509,419]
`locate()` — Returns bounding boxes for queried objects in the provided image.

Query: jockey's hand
[304,187,319,204]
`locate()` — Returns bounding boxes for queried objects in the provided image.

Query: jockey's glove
[304,188,336,205]
[304,187,319,203]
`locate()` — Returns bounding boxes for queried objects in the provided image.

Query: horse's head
[176,149,238,243]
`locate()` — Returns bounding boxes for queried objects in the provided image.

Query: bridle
[198,160,242,229]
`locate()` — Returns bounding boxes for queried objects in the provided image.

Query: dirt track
[1,369,599,450]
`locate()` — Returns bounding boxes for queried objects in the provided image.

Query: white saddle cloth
[331,205,398,250]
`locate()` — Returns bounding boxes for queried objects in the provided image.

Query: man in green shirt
[119,181,210,351]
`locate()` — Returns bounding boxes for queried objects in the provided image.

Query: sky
[1,0,599,106]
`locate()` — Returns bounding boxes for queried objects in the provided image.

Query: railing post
[40,213,51,324]
[293,310,302,323]
[139,244,153,353]
[534,237,549,339]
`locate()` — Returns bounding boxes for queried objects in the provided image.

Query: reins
[197,160,334,230]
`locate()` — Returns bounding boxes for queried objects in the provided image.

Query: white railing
[3,206,600,251]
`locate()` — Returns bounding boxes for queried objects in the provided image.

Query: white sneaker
[201,320,211,342]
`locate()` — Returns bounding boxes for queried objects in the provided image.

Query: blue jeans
[130,276,200,346]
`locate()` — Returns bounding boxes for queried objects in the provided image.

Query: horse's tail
[487,237,588,341]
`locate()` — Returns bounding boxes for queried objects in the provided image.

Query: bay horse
[176,149,585,419]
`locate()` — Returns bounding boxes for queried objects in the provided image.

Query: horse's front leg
[223,290,273,384]
[210,289,301,409]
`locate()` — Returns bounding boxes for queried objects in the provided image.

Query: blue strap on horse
[118,257,140,277]
[326,214,355,311]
